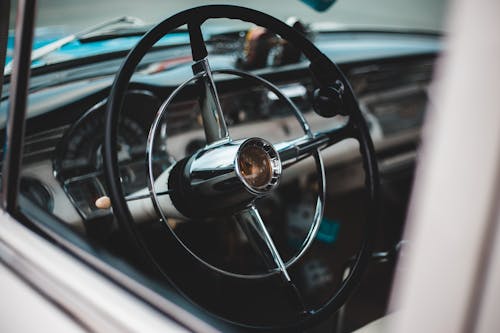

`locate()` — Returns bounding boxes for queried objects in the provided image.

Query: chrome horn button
[235,138,281,194]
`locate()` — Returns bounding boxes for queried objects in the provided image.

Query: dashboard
[0,30,438,237]
[0,29,439,328]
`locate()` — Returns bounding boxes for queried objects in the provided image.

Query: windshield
[13,0,446,32]
[5,0,446,72]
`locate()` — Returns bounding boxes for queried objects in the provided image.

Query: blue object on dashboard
[5,29,190,69]
[316,218,340,244]
[300,0,336,12]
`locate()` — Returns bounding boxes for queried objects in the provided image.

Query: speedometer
[57,106,146,179]
[54,91,170,220]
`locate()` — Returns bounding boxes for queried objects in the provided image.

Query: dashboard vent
[348,58,434,95]
[0,125,69,169]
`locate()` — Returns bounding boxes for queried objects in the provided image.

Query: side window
[0,0,14,195]
[0,0,35,210]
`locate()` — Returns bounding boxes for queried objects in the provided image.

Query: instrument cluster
[53,90,169,220]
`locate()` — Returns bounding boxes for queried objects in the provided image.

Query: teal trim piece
[316,218,340,244]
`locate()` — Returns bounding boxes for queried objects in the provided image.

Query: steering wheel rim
[104,5,379,330]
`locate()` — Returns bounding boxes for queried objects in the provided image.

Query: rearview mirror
[300,0,337,12]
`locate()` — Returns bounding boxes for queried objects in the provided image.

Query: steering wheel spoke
[233,205,290,281]
[233,205,309,314]
[276,123,353,169]
[188,22,230,144]
[124,189,171,202]
[187,20,208,61]
[192,58,230,144]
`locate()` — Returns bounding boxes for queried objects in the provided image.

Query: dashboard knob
[312,80,346,117]
[95,196,111,209]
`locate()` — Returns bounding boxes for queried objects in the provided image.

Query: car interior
[0,1,445,331]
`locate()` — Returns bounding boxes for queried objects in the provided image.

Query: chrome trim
[192,58,230,144]
[125,190,171,202]
[147,72,205,221]
[234,138,282,195]
[186,139,246,197]
[52,98,108,181]
[146,69,325,279]
[175,138,279,210]
[126,89,157,98]
[23,147,55,159]
[267,83,307,101]
[287,150,326,268]
[275,125,352,169]
[233,206,291,282]
[24,125,69,143]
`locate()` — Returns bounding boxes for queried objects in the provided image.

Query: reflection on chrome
[145,68,326,279]
[235,138,281,194]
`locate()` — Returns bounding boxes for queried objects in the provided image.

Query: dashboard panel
[0,31,438,235]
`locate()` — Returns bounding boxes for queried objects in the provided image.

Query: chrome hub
[235,138,281,194]
[166,138,281,218]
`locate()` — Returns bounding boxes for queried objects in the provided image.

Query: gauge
[56,108,147,178]
[54,91,172,219]
[20,177,53,212]
[55,111,146,219]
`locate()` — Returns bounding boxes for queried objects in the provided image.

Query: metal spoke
[188,22,229,144]
[233,205,291,282]
[276,124,353,169]
[233,205,309,314]
[124,189,171,202]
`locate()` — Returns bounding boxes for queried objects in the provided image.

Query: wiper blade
[3,16,144,75]
[79,25,153,43]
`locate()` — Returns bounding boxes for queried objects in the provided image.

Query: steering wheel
[104,5,379,330]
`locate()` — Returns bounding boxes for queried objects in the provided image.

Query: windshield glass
[6,0,446,71]
[18,0,446,32]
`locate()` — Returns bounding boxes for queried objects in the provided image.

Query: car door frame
[0,1,219,332]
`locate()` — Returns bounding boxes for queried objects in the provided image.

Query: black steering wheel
[104,5,379,330]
